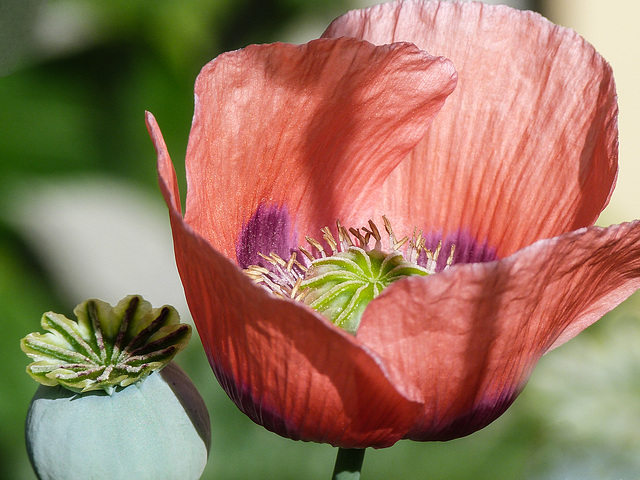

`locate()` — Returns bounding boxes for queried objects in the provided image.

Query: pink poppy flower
[147,1,640,448]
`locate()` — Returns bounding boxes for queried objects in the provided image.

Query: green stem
[331,448,366,480]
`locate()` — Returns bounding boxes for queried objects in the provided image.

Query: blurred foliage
[1,1,639,479]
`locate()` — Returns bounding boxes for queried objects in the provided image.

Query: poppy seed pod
[21,296,210,479]
[25,362,211,480]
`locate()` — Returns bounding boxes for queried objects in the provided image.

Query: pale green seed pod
[21,295,211,480]
[25,362,211,480]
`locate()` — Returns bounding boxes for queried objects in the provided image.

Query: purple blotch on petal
[407,384,521,441]
[236,204,298,268]
[211,363,303,442]
[420,230,498,272]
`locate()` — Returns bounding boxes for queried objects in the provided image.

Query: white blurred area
[4,177,190,321]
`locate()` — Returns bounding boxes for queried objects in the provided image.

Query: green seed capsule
[300,247,429,334]
[21,295,210,480]
[25,362,210,480]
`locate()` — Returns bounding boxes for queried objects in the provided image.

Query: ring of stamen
[244,217,456,334]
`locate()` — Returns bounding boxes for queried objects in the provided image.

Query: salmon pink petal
[147,112,422,448]
[324,1,617,257]
[182,37,457,261]
[356,221,640,441]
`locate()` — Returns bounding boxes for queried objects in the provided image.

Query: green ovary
[300,246,429,334]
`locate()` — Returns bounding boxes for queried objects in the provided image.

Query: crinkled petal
[324,1,617,257]
[147,112,422,448]
[356,221,640,441]
[182,36,456,261]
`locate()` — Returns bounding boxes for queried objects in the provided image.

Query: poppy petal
[356,221,640,440]
[147,112,422,448]
[324,1,618,257]
[181,37,457,261]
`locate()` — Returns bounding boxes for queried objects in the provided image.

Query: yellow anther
[321,227,338,254]
[445,244,456,268]
[299,246,315,262]
[349,227,367,247]
[306,236,325,257]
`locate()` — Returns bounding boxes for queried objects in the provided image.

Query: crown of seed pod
[22,296,210,480]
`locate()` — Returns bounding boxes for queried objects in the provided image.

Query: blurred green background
[2,1,639,479]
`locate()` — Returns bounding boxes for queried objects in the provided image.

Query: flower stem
[331,448,366,480]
